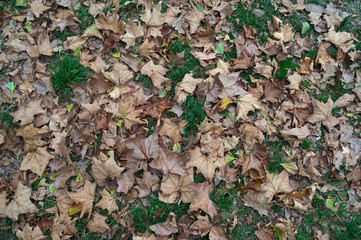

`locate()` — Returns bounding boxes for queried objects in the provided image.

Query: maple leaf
[307,98,333,124]
[243,190,272,216]
[135,171,160,198]
[324,26,354,53]
[95,189,118,213]
[141,2,165,27]
[95,14,124,34]
[286,72,302,90]
[209,225,229,240]
[16,224,46,240]
[159,171,195,204]
[13,100,46,126]
[53,166,77,189]
[20,147,54,176]
[17,124,49,153]
[296,57,313,75]
[121,22,145,48]
[140,60,170,90]
[235,93,262,121]
[259,170,294,202]
[92,153,124,186]
[139,97,173,119]
[175,74,203,104]
[31,0,51,18]
[273,24,294,42]
[189,182,218,218]
[103,62,134,85]
[117,99,146,129]
[186,147,222,180]
[280,125,311,140]
[116,171,135,194]
[185,10,204,34]
[150,144,188,176]
[125,134,159,160]
[87,213,110,233]
[158,118,185,144]
[68,180,96,218]
[190,215,210,237]
[149,212,178,236]
[3,183,38,221]
[219,72,246,98]
[138,39,155,59]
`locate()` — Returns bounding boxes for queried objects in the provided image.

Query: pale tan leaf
[87,213,110,233]
[189,182,218,218]
[68,180,96,218]
[13,100,46,126]
[259,170,294,202]
[16,224,46,240]
[95,189,118,213]
[20,147,54,176]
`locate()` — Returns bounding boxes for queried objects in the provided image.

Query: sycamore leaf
[20,147,54,176]
[324,26,354,53]
[92,154,124,186]
[189,182,218,218]
[17,124,49,153]
[125,134,159,160]
[140,60,169,90]
[103,62,133,85]
[3,183,38,221]
[30,0,51,18]
[158,118,185,144]
[159,171,195,204]
[273,24,294,42]
[95,189,118,213]
[13,100,46,126]
[186,147,221,180]
[174,74,202,104]
[243,190,272,216]
[117,99,146,129]
[68,180,96,218]
[185,10,204,34]
[141,2,165,27]
[307,98,333,124]
[149,212,178,236]
[235,93,262,121]
[121,22,144,48]
[259,170,294,202]
[87,213,110,233]
[16,224,46,240]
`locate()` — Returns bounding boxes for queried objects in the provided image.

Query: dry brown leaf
[273,24,294,42]
[135,171,160,198]
[31,0,51,18]
[121,22,145,48]
[125,134,159,160]
[92,154,124,186]
[185,10,204,34]
[286,72,302,90]
[189,182,218,218]
[87,213,110,233]
[243,190,272,216]
[235,93,262,121]
[141,2,165,27]
[209,225,229,240]
[20,147,54,176]
[280,125,311,140]
[159,118,185,144]
[307,98,333,124]
[174,74,202,104]
[116,171,135,194]
[68,180,96,218]
[141,60,170,90]
[186,147,221,180]
[103,62,133,85]
[138,39,155,59]
[159,171,195,204]
[3,183,38,221]
[16,224,46,240]
[189,215,210,237]
[117,99,146,129]
[13,100,46,126]
[273,219,297,240]
[219,72,246,98]
[17,124,49,153]
[149,212,178,236]
[259,170,294,202]
[95,189,118,213]
[324,27,354,53]
[296,57,313,75]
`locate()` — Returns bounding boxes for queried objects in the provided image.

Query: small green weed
[50,54,89,99]
[181,96,207,139]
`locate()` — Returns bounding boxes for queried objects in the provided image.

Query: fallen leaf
[141,2,165,27]
[31,0,51,18]
[141,60,170,90]
[243,190,272,216]
[186,147,222,180]
[95,189,118,213]
[20,147,54,176]
[92,154,124,186]
[13,100,46,126]
[175,74,202,104]
[68,180,96,218]
[273,24,294,42]
[125,134,159,160]
[103,62,133,85]
[189,182,218,218]
[87,213,110,233]
[235,93,262,121]
[121,22,145,48]
[185,10,204,34]
[3,183,38,221]
[149,212,178,236]
[16,224,46,240]
[17,124,49,153]
[307,98,333,124]
[259,170,294,202]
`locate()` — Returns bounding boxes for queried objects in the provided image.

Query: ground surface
[0,0,361,239]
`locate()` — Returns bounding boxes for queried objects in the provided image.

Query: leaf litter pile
[0,0,361,239]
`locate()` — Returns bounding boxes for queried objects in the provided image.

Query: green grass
[313,78,352,103]
[275,57,297,81]
[228,0,278,34]
[193,168,207,183]
[264,135,287,173]
[117,0,142,22]
[181,96,207,139]
[166,39,205,97]
[130,195,189,233]
[300,138,313,149]
[53,30,75,41]
[50,53,89,99]
[75,4,94,33]
[136,75,152,89]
